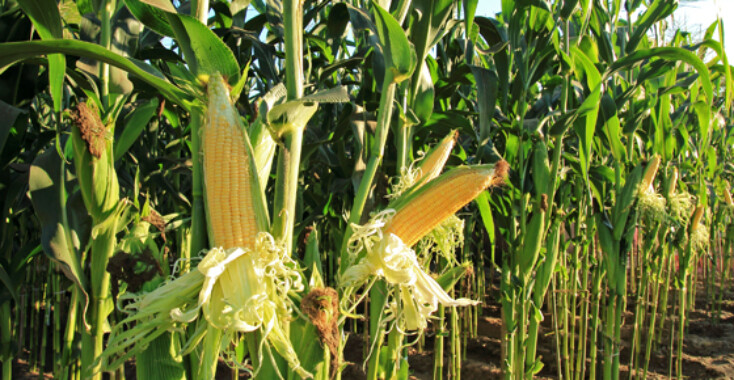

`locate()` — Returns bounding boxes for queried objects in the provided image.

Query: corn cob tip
[71,101,107,158]
[412,130,460,185]
[492,160,510,186]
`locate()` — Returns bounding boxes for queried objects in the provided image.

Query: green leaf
[570,46,601,179]
[327,3,350,39]
[598,93,625,162]
[612,164,643,240]
[0,265,17,302]
[716,18,733,113]
[303,228,323,282]
[606,46,713,103]
[526,359,544,376]
[0,40,191,108]
[475,191,496,267]
[560,0,578,19]
[266,86,349,137]
[28,149,90,319]
[18,0,66,113]
[372,2,415,83]
[166,13,240,84]
[114,97,159,161]
[626,0,677,54]
[124,0,175,37]
[267,101,319,138]
[470,65,498,143]
[0,100,23,156]
[410,0,454,64]
[436,262,474,290]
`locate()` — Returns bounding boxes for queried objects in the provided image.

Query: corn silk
[100,232,311,379]
[341,210,478,332]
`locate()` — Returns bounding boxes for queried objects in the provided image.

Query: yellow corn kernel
[204,74,258,249]
[414,130,458,184]
[384,160,508,247]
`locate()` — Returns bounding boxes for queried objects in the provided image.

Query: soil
[12,289,734,379]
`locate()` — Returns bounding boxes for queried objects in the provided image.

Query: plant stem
[99,0,116,109]
[86,225,118,380]
[367,281,387,380]
[434,305,445,380]
[192,0,210,23]
[190,106,207,256]
[340,73,397,255]
[1,301,11,380]
[272,0,305,254]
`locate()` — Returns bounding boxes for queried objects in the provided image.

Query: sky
[475,0,733,57]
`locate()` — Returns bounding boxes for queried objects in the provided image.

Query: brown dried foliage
[142,210,167,243]
[301,287,340,377]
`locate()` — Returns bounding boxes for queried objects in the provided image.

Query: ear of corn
[389,130,457,200]
[413,130,457,185]
[723,181,733,206]
[691,205,705,231]
[666,167,679,198]
[71,101,119,220]
[384,160,508,247]
[203,73,270,249]
[641,155,662,192]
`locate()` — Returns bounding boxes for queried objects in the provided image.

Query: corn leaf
[123,0,175,37]
[28,149,91,325]
[0,40,190,108]
[166,14,240,84]
[372,2,415,83]
[114,97,159,161]
[18,0,65,113]
[606,46,713,102]
[626,0,677,54]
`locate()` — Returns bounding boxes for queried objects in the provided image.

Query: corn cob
[384,160,508,247]
[667,167,679,197]
[204,74,261,249]
[691,205,705,232]
[413,130,457,185]
[724,181,733,206]
[641,155,661,192]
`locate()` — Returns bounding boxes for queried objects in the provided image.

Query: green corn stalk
[71,101,122,380]
[597,162,644,380]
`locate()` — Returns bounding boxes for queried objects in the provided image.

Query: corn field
[1,0,734,379]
